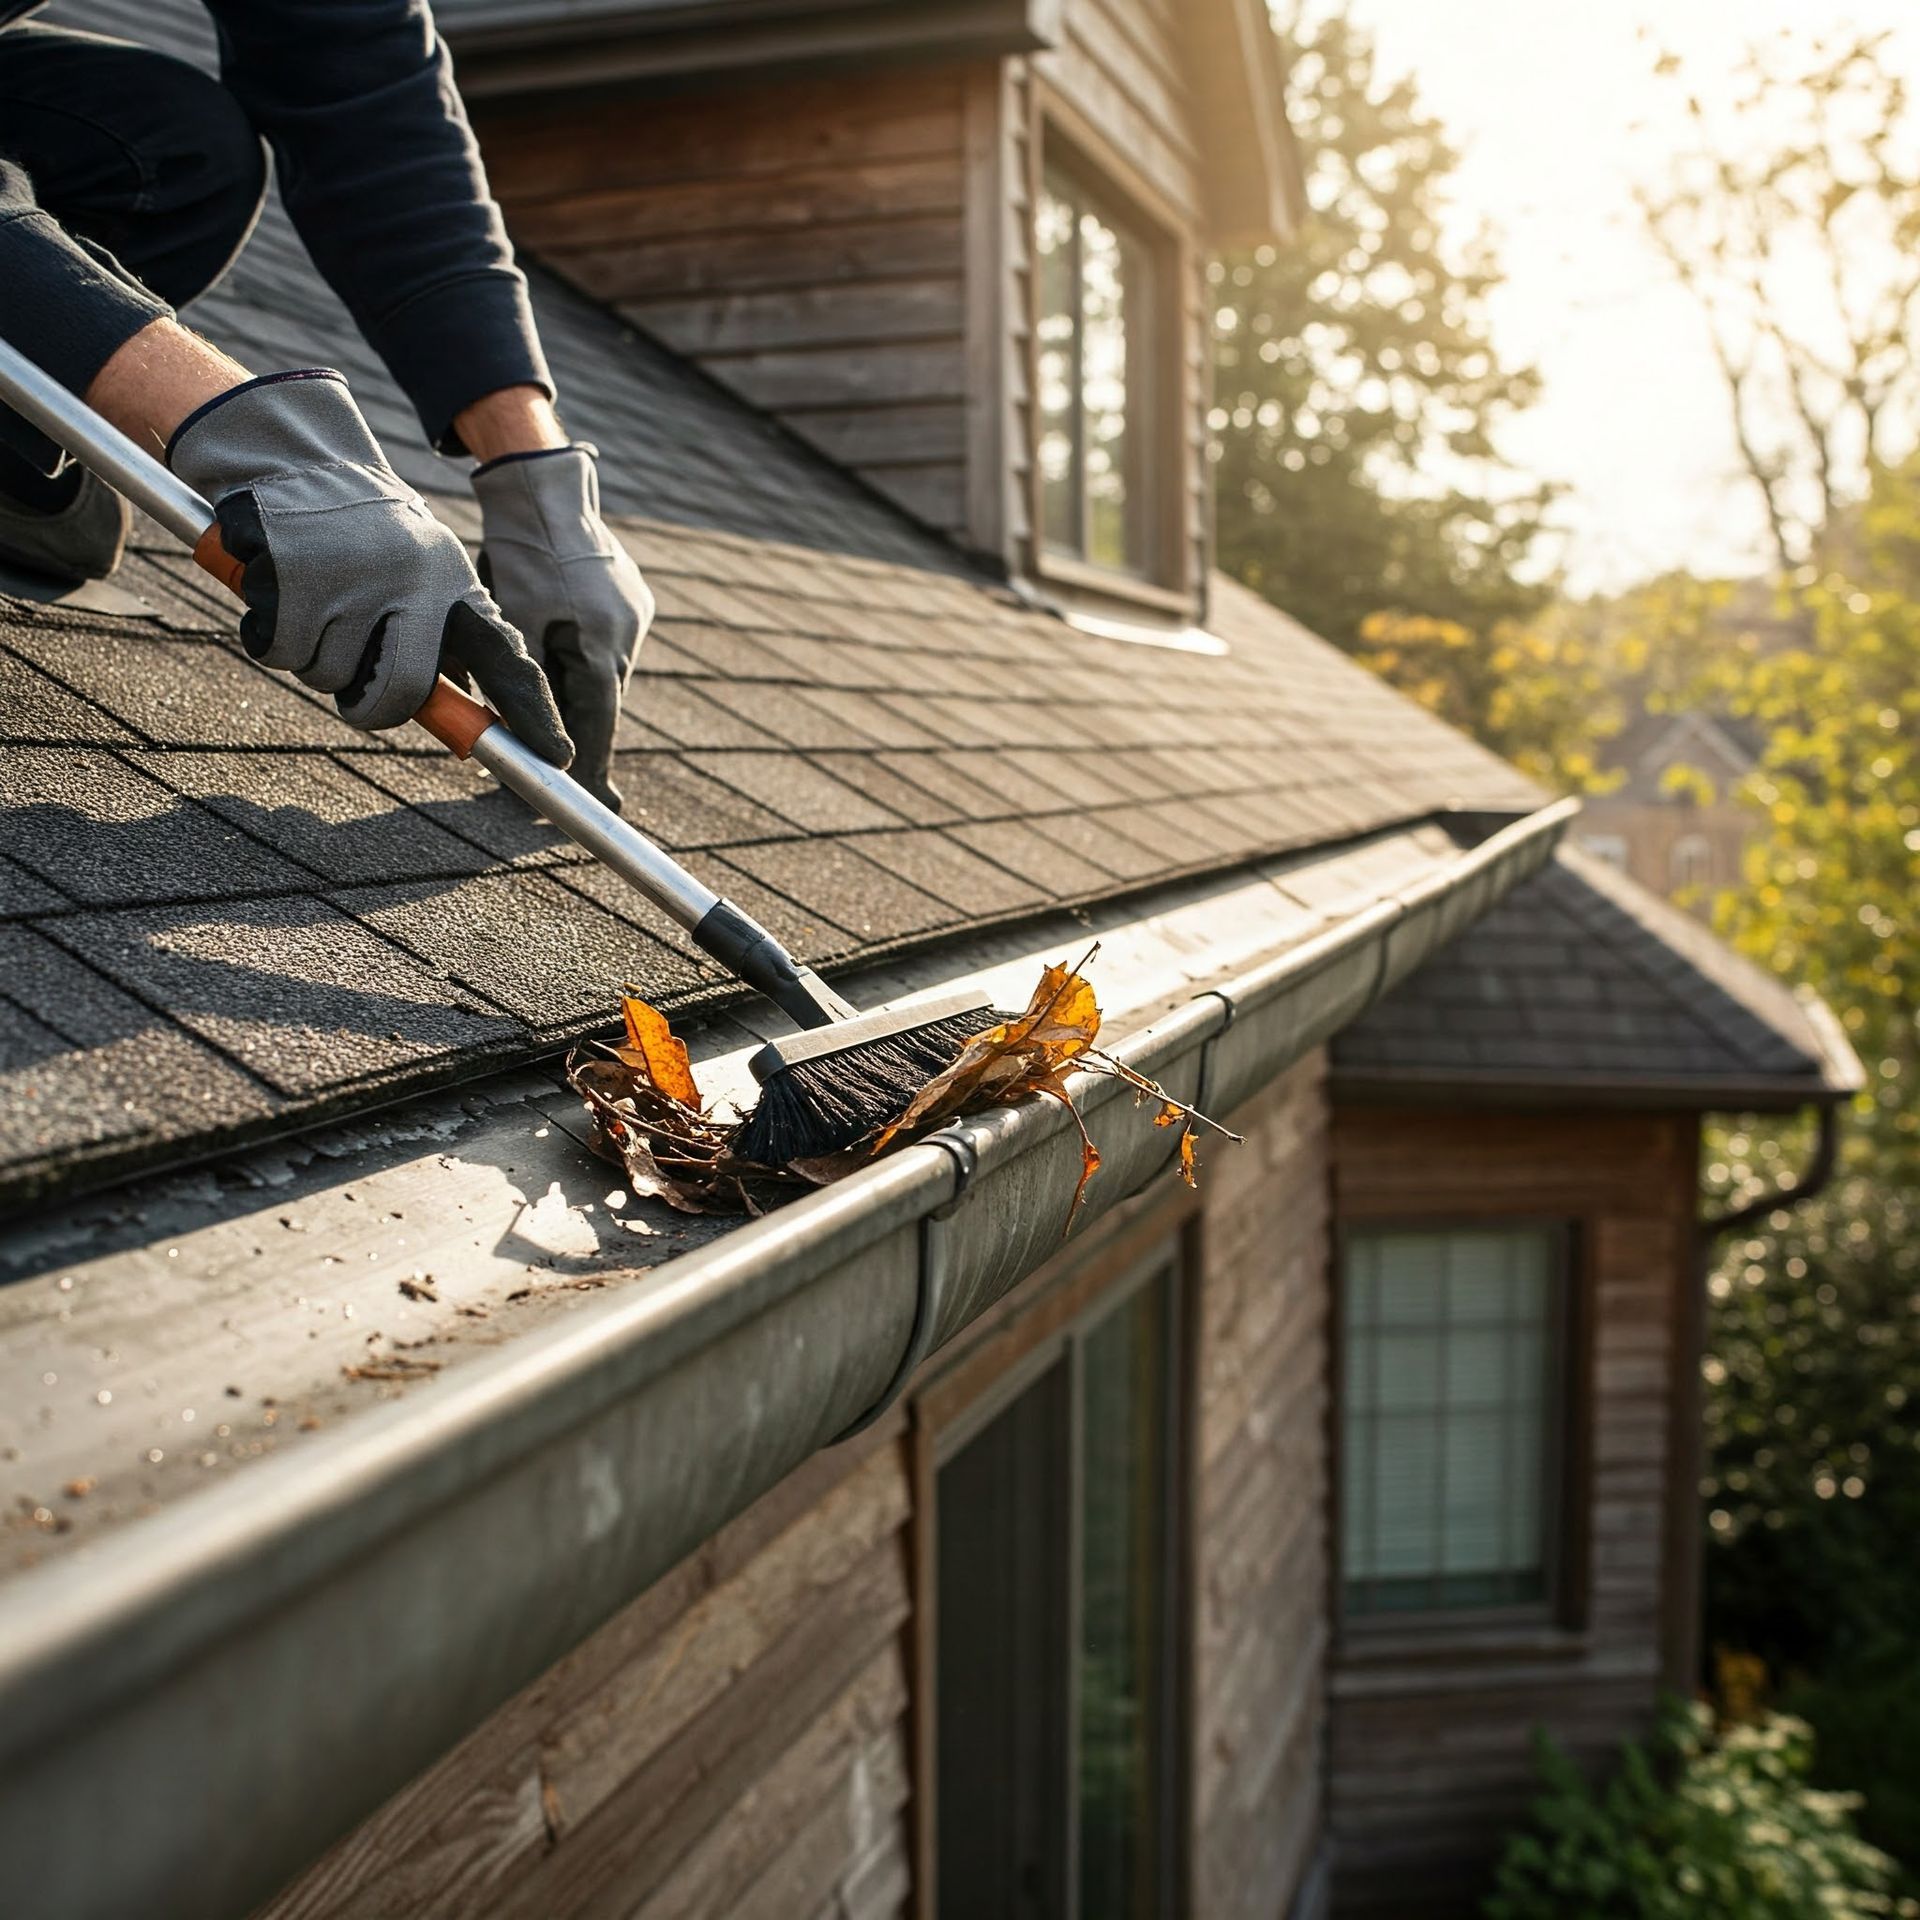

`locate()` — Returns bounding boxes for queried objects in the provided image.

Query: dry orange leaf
[616,993,700,1108]
[1177,1126,1198,1189]
[866,955,1111,1230]
[877,958,1103,1152]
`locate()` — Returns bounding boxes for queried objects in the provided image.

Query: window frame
[1026,89,1191,609]
[1330,1215,1592,1657]
[1670,832,1713,894]
[910,1193,1199,1920]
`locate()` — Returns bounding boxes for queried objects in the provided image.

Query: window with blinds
[1341,1225,1568,1619]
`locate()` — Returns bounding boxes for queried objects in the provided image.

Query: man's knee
[139,57,267,279]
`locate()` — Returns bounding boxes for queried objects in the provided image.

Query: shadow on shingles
[0,782,570,910]
[0,923,513,1078]
[0,794,557,1070]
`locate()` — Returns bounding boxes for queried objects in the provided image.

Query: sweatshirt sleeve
[204,0,552,454]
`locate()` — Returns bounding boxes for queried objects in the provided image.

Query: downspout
[1663,1101,1846,1694]
[1698,1102,1843,1240]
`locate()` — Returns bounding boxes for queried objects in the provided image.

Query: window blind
[1342,1226,1561,1616]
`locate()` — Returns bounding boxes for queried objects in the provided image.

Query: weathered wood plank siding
[472,71,973,538]
[1035,0,1206,225]
[256,1427,916,1920]
[1191,1054,1333,1919]
[1325,1107,1701,1918]
[476,0,1218,597]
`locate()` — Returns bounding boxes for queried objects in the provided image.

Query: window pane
[1374,1235,1435,1326]
[1342,1228,1560,1616]
[1374,1329,1443,1412]
[1036,179,1080,552]
[1079,206,1134,570]
[1448,1233,1518,1322]
[1078,1273,1170,1920]
[936,1363,1071,1917]
[1037,163,1146,573]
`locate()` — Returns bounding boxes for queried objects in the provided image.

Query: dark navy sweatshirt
[0,0,549,453]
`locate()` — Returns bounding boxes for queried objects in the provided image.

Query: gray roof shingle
[0,0,1543,1209]
[1332,844,1856,1106]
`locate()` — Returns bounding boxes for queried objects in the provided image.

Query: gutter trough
[0,797,1573,1920]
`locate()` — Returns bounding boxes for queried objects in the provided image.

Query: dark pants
[0,21,267,472]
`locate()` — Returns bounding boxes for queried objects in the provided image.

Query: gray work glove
[471,445,653,811]
[169,370,572,757]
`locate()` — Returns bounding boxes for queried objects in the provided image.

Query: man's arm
[151,3,650,797]
[204,0,552,456]
[87,321,571,471]
[452,385,569,463]
[86,320,251,461]
[80,318,571,760]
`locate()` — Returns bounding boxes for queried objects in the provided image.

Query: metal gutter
[0,797,1572,1920]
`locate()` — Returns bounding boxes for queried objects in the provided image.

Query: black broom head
[733,988,996,1166]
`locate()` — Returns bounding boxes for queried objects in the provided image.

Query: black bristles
[733,1011,997,1166]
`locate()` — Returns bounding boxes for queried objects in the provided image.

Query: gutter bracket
[830,1123,980,1443]
[1191,986,1239,1117]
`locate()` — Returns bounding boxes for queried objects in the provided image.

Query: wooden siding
[256,1425,917,1920]
[472,70,974,538]
[252,1058,1334,1918]
[1034,0,1207,227]
[1325,1107,1702,1919]
[1192,1054,1332,1918]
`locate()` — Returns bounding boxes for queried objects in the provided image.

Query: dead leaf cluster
[567,948,1237,1230]
[566,993,797,1215]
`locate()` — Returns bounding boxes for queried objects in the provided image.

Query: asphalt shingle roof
[0,0,1543,1211]
[1332,843,1854,1105]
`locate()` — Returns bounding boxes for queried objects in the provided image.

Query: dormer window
[1036,161,1160,581]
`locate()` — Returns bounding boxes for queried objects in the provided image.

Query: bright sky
[1341,0,1920,594]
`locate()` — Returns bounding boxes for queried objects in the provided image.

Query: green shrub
[1780,1638,1920,1873]
[1484,1703,1915,1920]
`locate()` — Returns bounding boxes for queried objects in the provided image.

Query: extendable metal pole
[0,337,210,547]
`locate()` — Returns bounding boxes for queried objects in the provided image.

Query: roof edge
[1198,0,1307,240]
[0,799,1572,1920]
[446,0,1057,97]
[1329,1062,1861,1114]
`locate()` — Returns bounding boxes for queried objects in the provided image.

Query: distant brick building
[1577,710,1760,915]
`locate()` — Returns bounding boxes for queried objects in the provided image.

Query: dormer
[445,0,1303,629]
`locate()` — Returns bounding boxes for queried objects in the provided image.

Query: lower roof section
[1332,842,1863,1111]
[0,798,1568,1920]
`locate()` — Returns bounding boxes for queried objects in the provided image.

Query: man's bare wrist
[84,319,252,462]
[455,386,568,464]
